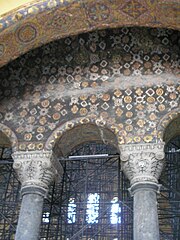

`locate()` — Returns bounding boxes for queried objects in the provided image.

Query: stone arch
[0,123,18,151]
[0,0,179,67]
[45,117,120,155]
[163,116,180,144]
[157,108,180,143]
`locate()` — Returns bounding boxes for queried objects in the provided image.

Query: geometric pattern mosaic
[0,0,179,67]
[0,27,179,150]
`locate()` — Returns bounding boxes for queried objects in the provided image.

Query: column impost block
[119,143,165,186]
[12,150,63,194]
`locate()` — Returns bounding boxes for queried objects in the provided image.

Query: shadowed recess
[53,124,119,156]
[163,114,180,144]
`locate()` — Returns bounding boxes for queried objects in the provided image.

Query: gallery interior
[0,1,179,239]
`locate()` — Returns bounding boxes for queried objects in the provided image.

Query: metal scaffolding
[158,136,180,240]
[41,143,133,240]
[0,137,179,240]
[0,147,20,239]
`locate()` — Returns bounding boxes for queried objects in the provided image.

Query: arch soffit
[45,117,119,154]
[0,123,18,151]
[157,108,180,143]
[0,0,180,68]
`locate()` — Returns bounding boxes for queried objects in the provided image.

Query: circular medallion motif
[49,12,72,31]
[0,44,5,57]
[87,3,110,22]
[16,23,37,43]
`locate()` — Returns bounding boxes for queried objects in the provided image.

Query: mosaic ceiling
[0,27,179,151]
[0,0,180,67]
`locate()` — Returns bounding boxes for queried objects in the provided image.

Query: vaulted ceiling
[0,0,179,68]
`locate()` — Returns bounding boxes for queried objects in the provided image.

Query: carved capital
[12,150,63,193]
[119,143,165,185]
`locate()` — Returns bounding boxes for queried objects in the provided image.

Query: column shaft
[15,192,44,240]
[133,186,159,240]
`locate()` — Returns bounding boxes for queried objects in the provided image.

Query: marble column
[119,143,165,240]
[12,150,63,240]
